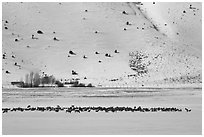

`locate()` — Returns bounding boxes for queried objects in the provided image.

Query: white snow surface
[2,87,202,135]
[2,2,202,87]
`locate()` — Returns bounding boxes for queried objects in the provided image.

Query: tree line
[23,71,63,87]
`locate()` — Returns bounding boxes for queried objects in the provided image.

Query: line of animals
[2,105,192,114]
[68,49,119,59]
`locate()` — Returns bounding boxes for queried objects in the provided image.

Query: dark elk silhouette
[37,30,43,34]
[14,38,19,42]
[185,108,191,112]
[3,53,6,59]
[72,70,78,75]
[122,11,128,15]
[95,51,100,54]
[83,55,87,59]
[31,35,38,39]
[126,21,132,25]
[114,50,119,53]
[5,70,10,74]
[69,50,76,55]
[53,37,59,41]
[105,53,111,57]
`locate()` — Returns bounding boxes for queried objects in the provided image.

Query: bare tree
[29,71,34,87]
[33,72,40,87]
[49,75,56,86]
[23,71,58,87]
[41,76,46,87]
[25,74,29,86]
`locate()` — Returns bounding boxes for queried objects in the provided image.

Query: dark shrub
[87,83,94,87]
[55,80,64,87]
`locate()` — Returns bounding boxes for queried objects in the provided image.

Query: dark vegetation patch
[71,81,94,87]
[129,51,149,76]
[11,71,64,88]
[163,74,202,84]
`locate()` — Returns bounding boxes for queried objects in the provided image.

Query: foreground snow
[2,88,202,135]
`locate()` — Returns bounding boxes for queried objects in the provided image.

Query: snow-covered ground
[2,2,202,87]
[2,2,202,135]
[2,87,202,135]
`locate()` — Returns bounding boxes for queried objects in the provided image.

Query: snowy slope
[2,2,202,87]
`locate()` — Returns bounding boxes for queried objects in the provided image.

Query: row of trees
[22,71,95,88]
[24,71,62,87]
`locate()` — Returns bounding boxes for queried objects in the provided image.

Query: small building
[11,81,24,87]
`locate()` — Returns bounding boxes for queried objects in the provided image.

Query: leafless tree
[33,72,41,87]
[29,71,34,87]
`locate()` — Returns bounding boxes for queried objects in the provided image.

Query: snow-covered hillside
[2,2,202,87]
